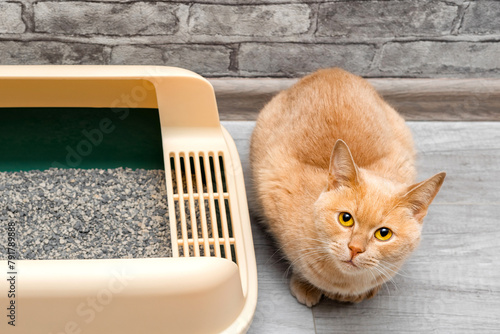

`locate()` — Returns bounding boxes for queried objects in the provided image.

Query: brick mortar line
[228,43,239,73]
[321,0,459,2]
[184,2,194,34]
[451,2,465,35]
[1,34,500,44]
[19,1,34,33]
[310,3,320,36]
[0,37,379,46]
[455,2,471,35]
[103,45,112,64]
[0,37,278,48]
[380,36,500,43]
[367,43,385,74]
[222,73,500,79]
[28,1,314,5]
[21,0,465,3]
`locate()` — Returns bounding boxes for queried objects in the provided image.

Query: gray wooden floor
[222,121,500,334]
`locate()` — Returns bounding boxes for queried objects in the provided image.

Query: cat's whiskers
[369,269,392,296]
[270,254,293,269]
[265,236,329,266]
[371,265,398,292]
[368,267,391,296]
[367,268,382,293]
[278,237,328,278]
[265,247,286,266]
[300,237,331,246]
[283,247,331,280]
[290,248,331,269]
[380,260,409,275]
[357,256,378,267]
[266,242,299,266]
[286,247,336,284]
[327,241,345,257]
[304,254,339,286]
[363,256,411,281]
[378,260,413,279]
[376,268,400,288]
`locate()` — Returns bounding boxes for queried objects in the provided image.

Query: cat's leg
[290,273,323,307]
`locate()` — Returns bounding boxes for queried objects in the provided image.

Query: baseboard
[209,78,500,121]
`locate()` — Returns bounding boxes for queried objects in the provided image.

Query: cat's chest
[328,271,376,295]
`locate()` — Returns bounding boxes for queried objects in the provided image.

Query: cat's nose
[349,244,364,259]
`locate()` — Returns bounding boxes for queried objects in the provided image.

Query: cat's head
[311,140,445,289]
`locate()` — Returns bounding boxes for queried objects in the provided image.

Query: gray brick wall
[0,0,498,78]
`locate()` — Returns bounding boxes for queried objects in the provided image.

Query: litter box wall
[0,66,257,334]
[0,1,499,78]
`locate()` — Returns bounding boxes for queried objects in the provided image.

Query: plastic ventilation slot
[169,152,237,264]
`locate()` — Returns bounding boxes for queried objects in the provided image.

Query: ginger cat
[250,68,445,306]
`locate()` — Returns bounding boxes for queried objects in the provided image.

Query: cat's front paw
[290,274,323,307]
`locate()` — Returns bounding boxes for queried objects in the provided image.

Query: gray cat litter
[0,168,177,260]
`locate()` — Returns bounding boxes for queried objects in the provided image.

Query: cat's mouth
[342,260,358,268]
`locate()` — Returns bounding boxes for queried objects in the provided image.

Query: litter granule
[0,168,173,260]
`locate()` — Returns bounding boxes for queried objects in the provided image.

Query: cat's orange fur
[250,68,445,307]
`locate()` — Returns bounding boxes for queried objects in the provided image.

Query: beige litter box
[0,66,257,333]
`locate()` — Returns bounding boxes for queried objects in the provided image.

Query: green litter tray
[0,107,164,172]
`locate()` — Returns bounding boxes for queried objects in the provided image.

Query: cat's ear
[401,172,446,223]
[328,139,359,190]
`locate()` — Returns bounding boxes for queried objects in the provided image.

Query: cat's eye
[375,227,392,241]
[338,212,354,227]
